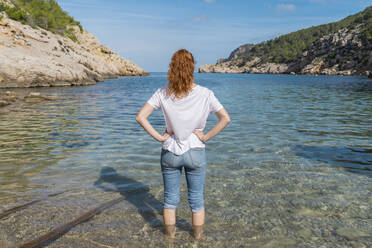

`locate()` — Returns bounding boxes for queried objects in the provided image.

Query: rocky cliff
[0,1,148,88]
[199,7,372,77]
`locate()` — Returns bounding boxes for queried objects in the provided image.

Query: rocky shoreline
[0,12,149,89]
[199,25,372,78]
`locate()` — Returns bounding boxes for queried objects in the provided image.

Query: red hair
[167,49,195,99]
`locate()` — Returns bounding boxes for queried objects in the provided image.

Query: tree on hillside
[0,0,83,41]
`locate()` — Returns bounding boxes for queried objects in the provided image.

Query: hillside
[199,6,372,77]
[0,0,148,88]
[0,0,83,41]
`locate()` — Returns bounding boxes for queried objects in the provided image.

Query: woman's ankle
[164,224,176,239]
[192,224,204,240]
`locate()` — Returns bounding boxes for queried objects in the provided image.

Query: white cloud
[276,4,296,11]
[204,0,215,3]
[193,15,208,23]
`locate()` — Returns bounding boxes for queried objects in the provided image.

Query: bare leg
[163,208,176,225]
[163,208,176,239]
[192,209,204,240]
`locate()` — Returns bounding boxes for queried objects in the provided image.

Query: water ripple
[0,73,371,246]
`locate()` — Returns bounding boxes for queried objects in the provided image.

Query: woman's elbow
[217,113,230,126]
[135,114,143,124]
[223,112,231,125]
[225,116,231,125]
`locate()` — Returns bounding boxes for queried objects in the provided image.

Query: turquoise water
[0,73,371,247]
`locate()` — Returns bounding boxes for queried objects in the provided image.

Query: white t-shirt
[147,84,224,155]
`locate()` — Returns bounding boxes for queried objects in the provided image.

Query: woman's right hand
[159,131,172,142]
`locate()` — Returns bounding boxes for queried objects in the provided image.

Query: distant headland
[0,0,148,89]
[199,6,372,78]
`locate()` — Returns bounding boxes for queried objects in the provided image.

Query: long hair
[167,49,195,99]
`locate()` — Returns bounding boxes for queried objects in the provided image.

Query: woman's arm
[193,108,230,143]
[136,103,171,142]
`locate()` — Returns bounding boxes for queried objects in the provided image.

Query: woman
[136,49,230,240]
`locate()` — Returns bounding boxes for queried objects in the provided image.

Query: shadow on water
[21,167,188,248]
[293,145,372,177]
[94,166,191,232]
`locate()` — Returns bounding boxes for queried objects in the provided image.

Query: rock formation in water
[199,6,372,77]
[0,0,148,88]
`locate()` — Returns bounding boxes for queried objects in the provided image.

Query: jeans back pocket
[161,149,176,167]
[188,148,206,169]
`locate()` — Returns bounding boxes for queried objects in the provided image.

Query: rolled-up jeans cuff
[164,203,178,210]
[191,206,204,213]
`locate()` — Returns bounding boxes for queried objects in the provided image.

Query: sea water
[0,73,371,247]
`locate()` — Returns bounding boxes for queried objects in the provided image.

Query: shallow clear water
[0,73,371,247]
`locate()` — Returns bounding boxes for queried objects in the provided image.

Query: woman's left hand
[192,130,206,143]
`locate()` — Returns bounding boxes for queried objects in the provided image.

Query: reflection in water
[0,87,101,206]
[294,145,372,176]
[0,100,79,205]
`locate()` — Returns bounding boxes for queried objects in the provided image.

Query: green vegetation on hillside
[235,6,372,64]
[359,7,372,42]
[0,2,27,23]
[0,0,82,41]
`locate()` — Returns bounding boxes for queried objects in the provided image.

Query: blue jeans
[160,148,207,213]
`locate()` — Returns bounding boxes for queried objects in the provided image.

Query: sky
[58,0,372,72]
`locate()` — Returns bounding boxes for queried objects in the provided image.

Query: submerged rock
[295,208,325,217]
[297,228,312,239]
[23,92,57,103]
[335,227,369,241]
[0,90,19,107]
[2,91,17,101]
[0,100,9,107]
